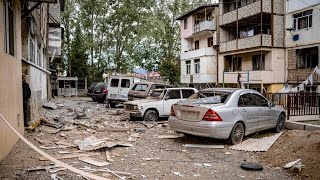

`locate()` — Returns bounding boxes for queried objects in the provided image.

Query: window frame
[186,60,191,74]
[252,54,265,71]
[252,93,269,107]
[3,0,15,56]
[183,18,188,29]
[120,79,131,88]
[293,10,313,30]
[194,40,199,50]
[165,89,182,100]
[238,93,255,107]
[194,59,200,74]
[207,37,213,47]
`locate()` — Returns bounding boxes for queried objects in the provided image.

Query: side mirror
[164,96,170,100]
[268,101,275,108]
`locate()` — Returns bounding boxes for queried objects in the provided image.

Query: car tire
[109,102,116,108]
[228,122,245,145]
[274,113,285,133]
[144,110,159,121]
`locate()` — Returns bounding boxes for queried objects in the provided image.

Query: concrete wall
[0,0,24,160]
[180,16,194,39]
[287,0,320,13]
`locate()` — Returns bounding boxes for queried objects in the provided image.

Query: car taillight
[103,87,108,94]
[202,109,222,121]
[170,106,176,116]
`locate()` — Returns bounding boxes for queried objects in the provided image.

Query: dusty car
[124,88,198,121]
[87,82,98,100]
[128,82,172,101]
[92,82,108,103]
[169,88,286,145]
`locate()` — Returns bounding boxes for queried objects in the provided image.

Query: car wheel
[144,110,158,121]
[109,102,116,108]
[228,122,245,145]
[274,113,285,133]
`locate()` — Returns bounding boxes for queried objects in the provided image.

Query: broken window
[3,0,15,56]
[181,89,195,98]
[294,10,312,30]
[238,93,255,107]
[194,40,199,50]
[252,54,265,70]
[296,47,318,69]
[194,59,200,74]
[225,56,242,72]
[186,60,191,74]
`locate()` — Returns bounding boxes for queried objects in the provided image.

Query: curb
[285,121,320,130]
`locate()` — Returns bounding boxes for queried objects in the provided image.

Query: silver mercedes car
[168,88,286,145]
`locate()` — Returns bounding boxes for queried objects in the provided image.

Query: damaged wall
[0,0,24,160]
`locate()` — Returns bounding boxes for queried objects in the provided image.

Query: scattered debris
[73,136,117,151]
[39,153,99,161]
[134,128,146,133]
[230,132,283,152]
[74,113,89,120]
[157,134,183,139]
[225,152,231,155]
[173,172,183,177]
[106,150,113,162]
[284,159,301,169]
[182,144,224,149]
[55,141,77,147]
[24,165,61,172]
[78,157,110,167]
[203,163,212,167]
[240,162,264,171]
[290,162,305,173]
[50,173,58,180]
[97,127,131,132]
[43,102,58,110]
[34,137,47,144]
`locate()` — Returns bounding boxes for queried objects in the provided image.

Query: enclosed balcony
[181,47,215,60]
[194,20,216,34]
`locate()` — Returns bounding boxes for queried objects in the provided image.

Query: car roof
[165,87,197,90]
[134,82,170,85]
[200,88,241,93]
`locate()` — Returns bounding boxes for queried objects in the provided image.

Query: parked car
[107,76,141,108]
[87,82,98,99]
[124,88,198,121]
[128,82,172,101]
[169,88,286,145]
[92,82,108,103]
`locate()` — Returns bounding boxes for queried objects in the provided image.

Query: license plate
[179,111,199,120]
[110,94,117,98]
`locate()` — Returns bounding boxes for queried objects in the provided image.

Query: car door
[252,93,276,130]
[119,78,131,101]
[162,89,182,116]
[108,78,120,99]
[237,93,259,134]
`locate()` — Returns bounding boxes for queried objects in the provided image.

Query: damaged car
[124,88,198,121]
[169,88,286,145]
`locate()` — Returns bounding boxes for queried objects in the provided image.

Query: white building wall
[287,0,320,13]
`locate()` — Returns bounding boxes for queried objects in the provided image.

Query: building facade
[177,4,219,89]
[0,0,24,160]
[285,0,320,93]
[218,0,286,93]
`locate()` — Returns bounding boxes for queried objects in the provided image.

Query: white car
[124,88,198,121]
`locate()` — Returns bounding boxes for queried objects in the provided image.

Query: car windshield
[132,84,148,91]
[188,90,232,104]
[148,89,164,99]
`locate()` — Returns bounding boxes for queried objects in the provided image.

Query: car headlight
[133,105,138,110]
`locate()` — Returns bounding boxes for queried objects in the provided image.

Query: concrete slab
[285,121,320,130]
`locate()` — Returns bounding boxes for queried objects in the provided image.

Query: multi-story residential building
[218,0,286,93]
[177,4,219,89]
[0,0,24,160]
[285,0,320,93]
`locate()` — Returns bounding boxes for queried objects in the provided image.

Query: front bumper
[168,116,235,139]
[125,110,143,118]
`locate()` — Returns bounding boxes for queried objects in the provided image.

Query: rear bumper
[168,116,235,139]
[92,94,106,99]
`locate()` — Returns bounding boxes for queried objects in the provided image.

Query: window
[207,37,213,47]
[296,47,318,69]
[121,79,130,88]
[238,93,255,107]
[206,12,212,21]
[194,59,200,74]
[252,54,265,70]
[182,89,195,98]
[225,56,242,72]
[28,36,36,63]
[294,10,312,30]
[184,18,187,29]
[166,90,181,99]
[132,84,148,91]
[252,94,268,107]
[305,86,317,93]
[110,79,119,87]
[3,0,15,56]
[194,40,199,50]
[186,60,191,74]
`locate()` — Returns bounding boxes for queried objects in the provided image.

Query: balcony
[223,70,274,84]
[194,20,216,34]
[181,47,215,60]
[220,34,272,53]
[220,0,272,26]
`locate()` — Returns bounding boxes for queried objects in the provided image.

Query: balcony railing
[194,20,216,34]
[223,70,274,84]
[220,34,272,53]
[181,47,215,60]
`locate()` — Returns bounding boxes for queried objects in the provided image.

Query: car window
[149,90,164,98]
[132,84,148,91]
[121,79,130,88]
[166,90,181,99]
[110,79,119,87]
[189,91,231,104]
[238,93,255,107]
[252,94,269,107]
[182,89,195,98]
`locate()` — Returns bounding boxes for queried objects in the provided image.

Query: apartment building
[285,0,320,93]
[177,4,219,89]
[218,0,286,93]
[0,0,24,160]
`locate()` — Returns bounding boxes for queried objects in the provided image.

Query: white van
[107,76,141,107]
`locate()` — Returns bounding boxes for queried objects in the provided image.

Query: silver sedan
[168,88,286,145]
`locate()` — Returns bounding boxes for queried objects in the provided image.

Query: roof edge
[176,3,219,20]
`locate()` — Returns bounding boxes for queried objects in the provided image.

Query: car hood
[125,99,159,105]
